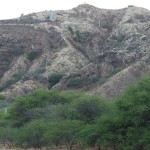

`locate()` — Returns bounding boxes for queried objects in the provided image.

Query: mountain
[0,4,150,100]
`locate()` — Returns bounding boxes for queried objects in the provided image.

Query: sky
[0,0,150,19]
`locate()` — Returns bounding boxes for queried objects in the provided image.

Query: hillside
[0,4,150,99]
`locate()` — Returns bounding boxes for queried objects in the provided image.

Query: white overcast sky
[0,0,150,19]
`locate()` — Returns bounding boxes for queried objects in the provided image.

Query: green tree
[96,115,121,150]
[16,120,48,149]
[76,124,101,149]
[43,120,84,150]
[0,127,18,149]
[73,95,106,123]
[8,90,80,126]
[115,77,150,149]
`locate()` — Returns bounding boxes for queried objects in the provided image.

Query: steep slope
[0,4,150,99]
[54,5,150,98]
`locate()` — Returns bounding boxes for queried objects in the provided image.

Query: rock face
[0,4,150,99]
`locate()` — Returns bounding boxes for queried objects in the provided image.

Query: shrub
[114,41,124,48]
[0,71,25,91]
[19,16,39,24]
[68,25,74,35]
[88,74,99,83]
[12,71,25,81]
[67,77,83,88]
[0,79,14,91]
[109,67,123,77]
[27,51,40,61]
[75,30,81,42]
[48,72,64,87]
[96,67,123,85]
[12,44,24,55]
[0,94,5,100]
[0,94,7,109]
[76,30,81,39]
[125,18,133,23]
[98,76,108,85]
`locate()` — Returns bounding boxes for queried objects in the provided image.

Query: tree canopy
[0,76,150,149]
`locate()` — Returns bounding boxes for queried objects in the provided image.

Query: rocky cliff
[0,4,150,99]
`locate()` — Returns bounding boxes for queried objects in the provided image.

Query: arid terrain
[0,4,150,99]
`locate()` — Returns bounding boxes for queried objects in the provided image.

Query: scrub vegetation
[0,77,150,150]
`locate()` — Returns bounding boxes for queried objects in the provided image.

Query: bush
[27,51,40,61]
[109,67,123,76]
[0,79,14,91]
[114,41,124,48]
[67,77,83,88]
[19,16,39,24]
[68,25,74,35]
[98,76,108,85]
[88,74,99,83]
[0,71,25,91]
[12,44,24,55]
[48,72,64,87]
[75,30,81,39]
[12,71,25,81]
[74,30,81,42]
[0,94,5,100]
[0,94,6,109]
